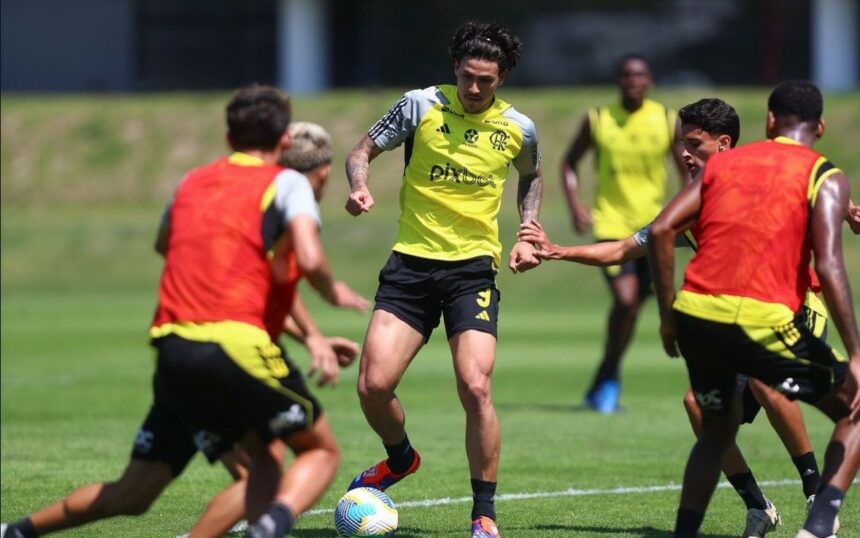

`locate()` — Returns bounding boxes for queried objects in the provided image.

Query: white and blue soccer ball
[334,487,398,537]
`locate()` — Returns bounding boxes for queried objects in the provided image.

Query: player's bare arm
[345,135,384,216]
[283,297,360,370]
[283,295,340,387]
[811,173,860,419]
[509,165,543,273]
[561,115,593,234]
[289,215,370,312]
[518,220,644,265]
[648,179,703,358]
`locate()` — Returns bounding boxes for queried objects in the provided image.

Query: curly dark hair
[678,98,741,147]
[449,22,523,72]
[226,85,292,152]
[767,80,823,123]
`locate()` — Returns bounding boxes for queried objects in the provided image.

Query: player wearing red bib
[1,92,367,538]
[521,98,839,536]
[649,81,859,538]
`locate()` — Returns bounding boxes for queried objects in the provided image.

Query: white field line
[177,477,854,537]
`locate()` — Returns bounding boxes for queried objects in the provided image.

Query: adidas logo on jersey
[436,123,451,134]
[475,310,490,321]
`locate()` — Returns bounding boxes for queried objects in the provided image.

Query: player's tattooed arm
[345,135,383,216]
[517,163,543,224]
[509,164,544,273]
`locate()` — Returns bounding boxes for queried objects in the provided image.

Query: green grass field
[1,89,858,537]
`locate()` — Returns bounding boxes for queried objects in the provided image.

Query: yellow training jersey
[589,99,676,239]
[368,85,540,267]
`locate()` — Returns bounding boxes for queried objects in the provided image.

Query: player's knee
[357,375,394,405]
[457,378,492,410]
[113,490,157,516]
[611,295,639,316]
[699,413,738,450]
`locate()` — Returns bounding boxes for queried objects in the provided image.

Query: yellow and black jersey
[589,99,676,240]
[368,85,541,267]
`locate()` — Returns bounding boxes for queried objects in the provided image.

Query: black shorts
[599,243,652,300]
[150,334,322,458]
[676,309,847,417]
[131,396,200,477]
[132,339,318,475]
[374,251,500,341]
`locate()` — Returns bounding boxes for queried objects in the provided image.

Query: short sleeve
[633,222,693,249]
[511,115,541,177]
[367,90,426,151]
[273,170,321,228]
[633,224,651,247]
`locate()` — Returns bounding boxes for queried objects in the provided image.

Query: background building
[2,0,858,92]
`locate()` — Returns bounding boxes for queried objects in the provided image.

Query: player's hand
[327,336,360,367]
[517,221,556,259]
[331,281,370,312]
[842,356,860,421]
[847,200,860,235]
[571,204,592,235]
[305,334,340,387]
[508,240,541,273]
[346,188,375,216]
[659,316,680,358]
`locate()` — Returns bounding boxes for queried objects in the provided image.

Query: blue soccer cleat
[584,379,621,414]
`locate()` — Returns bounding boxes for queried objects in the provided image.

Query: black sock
[596,363,619,383]
[247,502,295,538]
[726,471,768,510]
[792,452,821,498]
[470,479,497,521]
[804,484,844,537]
[673,508,704,538]
[384,435,415,474]
[5,518,38,538]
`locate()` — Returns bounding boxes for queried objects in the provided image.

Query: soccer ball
[334,487,398,537]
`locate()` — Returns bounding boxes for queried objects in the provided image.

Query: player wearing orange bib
[521,98,836,536]
[0,92,367,538]
[649,81,859,538]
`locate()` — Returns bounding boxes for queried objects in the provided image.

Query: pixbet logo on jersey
[429,163,497,188]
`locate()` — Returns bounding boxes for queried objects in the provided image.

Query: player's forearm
[517,171,543,223]
[561,163,585,212]
[345,136,381,193]
[284,295,324,343]
[346,150,370,192]
[647,228,678,319]
[817,259,860,357]
[555,239,645,266]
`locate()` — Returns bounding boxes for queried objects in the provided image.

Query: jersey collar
[772,136,802,146]
[228,152,266,166]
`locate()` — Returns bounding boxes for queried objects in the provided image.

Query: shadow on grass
[496,402,626,414]
[523,524,733,537]
[292,526,431,537]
